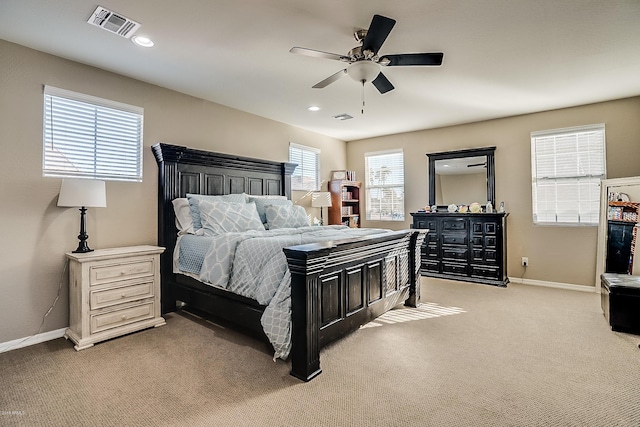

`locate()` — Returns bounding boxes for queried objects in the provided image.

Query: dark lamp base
[72,206,94,253]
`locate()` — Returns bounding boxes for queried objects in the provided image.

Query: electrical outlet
[521,257,529,267]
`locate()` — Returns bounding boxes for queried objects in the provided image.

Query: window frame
[530,123,606,226]
[289,143,320,192]
[43,85,144,182]
[365,149,405,222]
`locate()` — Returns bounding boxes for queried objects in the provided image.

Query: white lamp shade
[312,192,332,208]
[57,179,107,208]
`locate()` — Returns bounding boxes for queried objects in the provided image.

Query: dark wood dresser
[411,212,509,287]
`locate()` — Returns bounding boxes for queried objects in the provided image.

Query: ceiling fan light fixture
[347,61,380,83]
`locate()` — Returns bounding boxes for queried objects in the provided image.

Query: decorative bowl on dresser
[65,245,166,350]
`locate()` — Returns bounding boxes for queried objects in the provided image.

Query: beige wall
[348,96,640,288]
[0,40,346,344]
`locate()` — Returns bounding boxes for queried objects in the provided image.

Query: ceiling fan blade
[371,72,394,94]
[312,69,347,88]
[381,52,444,66]
[362,15,396,55]
[290,47,348,62]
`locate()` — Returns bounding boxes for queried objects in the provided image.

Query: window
[43,85,144,181]
[289,143,319,191]
[365,149,404,221]
[531,124,605,225]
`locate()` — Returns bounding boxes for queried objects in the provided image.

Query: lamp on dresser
[312,191,332,226]
[57,178,106,253]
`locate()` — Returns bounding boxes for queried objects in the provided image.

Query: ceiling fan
[290,14,444,95]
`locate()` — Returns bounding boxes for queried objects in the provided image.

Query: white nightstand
[64,245,166,350]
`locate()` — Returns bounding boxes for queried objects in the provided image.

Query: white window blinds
[531,124,605,225]
[289,143,320,191]
[43,86,144,181]
[365,149,405,221]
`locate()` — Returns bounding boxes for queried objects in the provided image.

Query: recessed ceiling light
[132,35,154,48]
[307,106,320,111]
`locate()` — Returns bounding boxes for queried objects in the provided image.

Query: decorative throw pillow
[244,194,287,203]
[172,198,195,235]
[265,204,310,229]
[248,197,293,225]
[199,200,265,235]
[187,193,247,230]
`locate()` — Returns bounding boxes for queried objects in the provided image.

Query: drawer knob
[121,315,127,320]
[121,294,126,298]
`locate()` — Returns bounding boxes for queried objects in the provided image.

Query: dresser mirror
[427,147,496,208]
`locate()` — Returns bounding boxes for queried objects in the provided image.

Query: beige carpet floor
[1,278,639,426]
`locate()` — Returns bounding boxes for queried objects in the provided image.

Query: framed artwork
[331,170,347,180]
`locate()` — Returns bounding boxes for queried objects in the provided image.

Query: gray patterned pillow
[265,204,310,229]
[248,197,293,225]
[187,193,247,230]
[199,200,265,235]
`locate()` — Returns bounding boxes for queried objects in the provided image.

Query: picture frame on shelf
[331,170,347,180]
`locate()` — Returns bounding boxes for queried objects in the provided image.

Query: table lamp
[311,192,332,226]
[57,178,107,253]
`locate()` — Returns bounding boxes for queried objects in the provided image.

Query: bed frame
[152,143,426,381]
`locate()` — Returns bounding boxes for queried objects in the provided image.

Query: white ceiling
[1,0,639,142]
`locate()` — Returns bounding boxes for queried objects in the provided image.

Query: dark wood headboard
[151,143,297,311]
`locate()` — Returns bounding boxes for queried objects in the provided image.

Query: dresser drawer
[442,234,467,246]
[90,280,154,310]
[90,301,155,334]
[442,262,467,276]
[470,265,500,280]
[90,259,155,286]
[422,260,440,272]
[425,244,439,258]
[442,247,468,261]
[443,220,466,231]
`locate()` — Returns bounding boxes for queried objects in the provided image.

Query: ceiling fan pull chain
[361,80,365,114]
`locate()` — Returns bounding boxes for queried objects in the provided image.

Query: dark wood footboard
[284,229,426,381]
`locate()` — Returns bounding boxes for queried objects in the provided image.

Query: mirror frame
[427,146,496,208]
[595,176,640,291]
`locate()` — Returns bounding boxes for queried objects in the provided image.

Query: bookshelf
[328,180,361,228]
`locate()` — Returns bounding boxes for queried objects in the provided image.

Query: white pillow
[187,193,247,230]
[245,194,287,202]
[248,197,293,225]
[265,204,310,229]
[172,198,195,235]
[199,200,265,235]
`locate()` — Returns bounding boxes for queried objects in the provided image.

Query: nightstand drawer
[90,259,154,286]
[90,280,154,310]
[90,301,155,334]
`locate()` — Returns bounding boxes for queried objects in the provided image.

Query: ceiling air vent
[333,113,354,121]
[87,6,141,39]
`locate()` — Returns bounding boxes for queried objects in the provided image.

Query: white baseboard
[0,327,67,354]
[509,277,597,293]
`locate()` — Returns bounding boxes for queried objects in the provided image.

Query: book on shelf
[341,206,353,216]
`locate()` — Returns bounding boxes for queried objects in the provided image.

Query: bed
[152,143,426,381]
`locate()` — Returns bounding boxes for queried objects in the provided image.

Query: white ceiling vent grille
[333,113,354,121]
[87,6,141,39]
